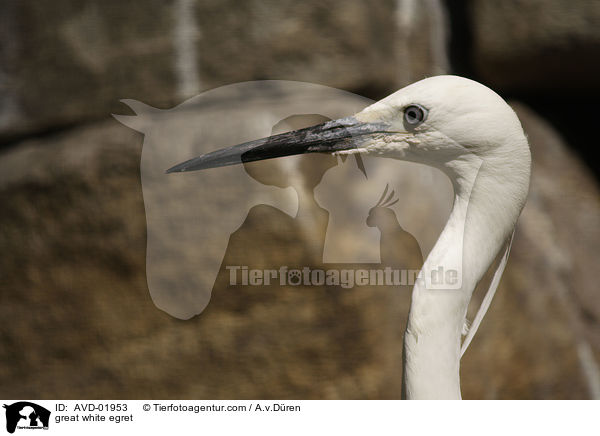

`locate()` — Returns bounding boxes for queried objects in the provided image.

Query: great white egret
[167,75,531,399]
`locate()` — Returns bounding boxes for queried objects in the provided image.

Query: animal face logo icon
[3,402,50,434]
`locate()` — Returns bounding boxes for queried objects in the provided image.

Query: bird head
[351,76,528,166]
[167,75,530,185]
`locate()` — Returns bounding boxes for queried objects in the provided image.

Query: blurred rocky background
[0,0,598,399]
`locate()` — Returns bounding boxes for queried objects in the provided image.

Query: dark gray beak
[166,116,388,173]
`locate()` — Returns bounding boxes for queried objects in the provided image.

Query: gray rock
[0,0,449,141]
[0,0,179,141]
[469,0,600,94]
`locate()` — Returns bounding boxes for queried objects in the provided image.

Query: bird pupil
[408,108,420,122]
[404,104,427,127]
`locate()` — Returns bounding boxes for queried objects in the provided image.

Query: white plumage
[338,76,531,399]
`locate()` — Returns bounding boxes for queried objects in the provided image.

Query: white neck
[402,150,529,399]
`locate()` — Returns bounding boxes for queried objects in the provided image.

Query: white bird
[167,75,531,399]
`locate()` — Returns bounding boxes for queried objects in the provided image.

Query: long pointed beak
[166,116,388,173]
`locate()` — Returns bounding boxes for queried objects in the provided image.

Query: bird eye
[403,104,427,127]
